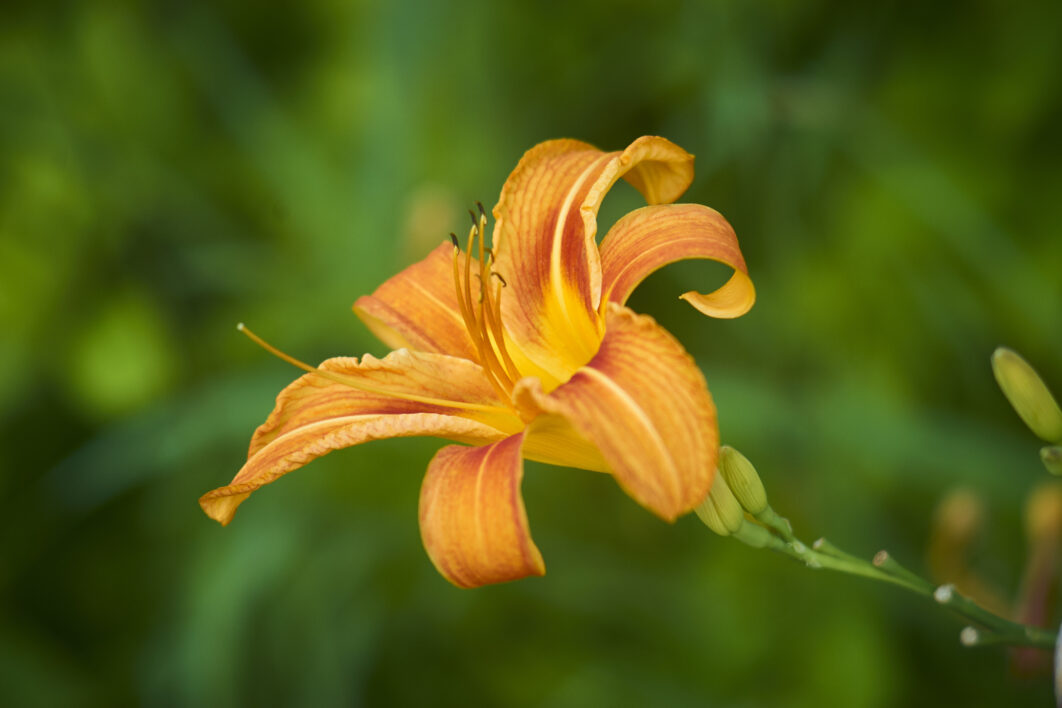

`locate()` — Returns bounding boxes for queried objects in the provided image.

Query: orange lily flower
[200,136,755,588]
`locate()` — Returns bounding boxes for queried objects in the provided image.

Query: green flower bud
[718,445,768,515]
[1042,446,1062,477]
[991,348,1062,443]
[695,473,744,537]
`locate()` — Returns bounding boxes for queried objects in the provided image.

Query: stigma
[451,203,521,402]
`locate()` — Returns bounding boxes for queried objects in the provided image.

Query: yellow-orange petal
[247,351,521,458]
[419,433,545,588]
[514,303,717,520]
[353,241,480,361]
[201,413,508,525]
[201,352,523,526]
[491,136,695,386]
[599,203,755,319]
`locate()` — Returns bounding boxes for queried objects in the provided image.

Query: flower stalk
[698,448,1059,650]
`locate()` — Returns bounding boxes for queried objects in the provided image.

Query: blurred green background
[3,0,1061,705]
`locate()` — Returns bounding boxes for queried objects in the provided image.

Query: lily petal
[353,241,479,361]
[250,351,521,455]
[514,303,717,520]
[599,204,755,319]
[201,353,521,525]
[492,136,695,386]
[419,432,545,588]
[202,414,506,526]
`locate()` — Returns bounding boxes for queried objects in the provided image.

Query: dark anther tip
[449,233,459,247]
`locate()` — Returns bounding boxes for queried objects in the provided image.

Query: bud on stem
[695,473,745,537]
[991,348,1062,443]
[718,446,768,515]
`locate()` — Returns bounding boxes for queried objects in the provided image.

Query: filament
[448,206,521,399]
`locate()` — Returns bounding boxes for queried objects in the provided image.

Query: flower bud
[991,348,1062,443]
[718,445,768,515]
[1042,446,1062,477]
[694,473,744,537]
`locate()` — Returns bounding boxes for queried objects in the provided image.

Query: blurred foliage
[2,0,1061,705]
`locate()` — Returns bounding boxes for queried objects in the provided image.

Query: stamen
[477,212,487,261]
[477,286,510,385]
[491,272,507,287]
[475,211,516,385]
[236,323,510,413]
[449,232,459,248]
[474,209,520,384]
[451,233,484,353]
[462,223,479,335]
[481,278,521,382]
[469,219,515,390]
[446,204,524,398]
[451,229,512,403]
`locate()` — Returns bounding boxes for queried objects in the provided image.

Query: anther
[491,272,507,287]
[476,201,487,218]
[468,209,479,229]
[449,232,459,248]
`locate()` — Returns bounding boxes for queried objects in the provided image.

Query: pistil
[236,323,510,414]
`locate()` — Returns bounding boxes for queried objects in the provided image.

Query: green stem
[872,551,936,595]
[730,521,1057,650]
[960,625,1057,650]
[776,535,932,596]
[932,584,1056,648]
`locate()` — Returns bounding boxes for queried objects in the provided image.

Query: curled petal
[492,136,695,387]
[599,204,755,319]
[353,241,480,361]
[515,303,717,520]
[201,353,522,525]
[419,433,545,588]
[607,135,696,206]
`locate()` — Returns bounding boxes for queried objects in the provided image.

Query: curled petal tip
[678,276,756,319]
[199,490,249,526]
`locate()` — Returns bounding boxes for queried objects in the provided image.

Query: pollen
[451,204,521,402]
